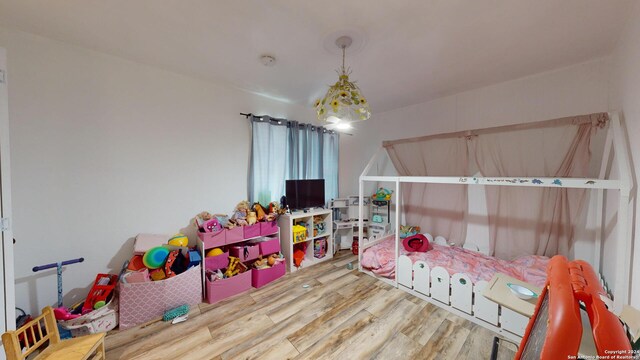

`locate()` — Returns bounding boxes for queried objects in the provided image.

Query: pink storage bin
[118,266,202,330]
[204,251,229,271]
[252,262,285,288]
[243,224,261,239]
[197,230,226,248]
[225,227,244,245]
[206,270,252,304]
[229,244,260,262]
[260,221,278,236]
[258,238,281,255]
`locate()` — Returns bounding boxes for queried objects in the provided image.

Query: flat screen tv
[286,179,325,211]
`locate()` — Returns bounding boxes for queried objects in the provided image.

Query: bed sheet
[361,235,549,287]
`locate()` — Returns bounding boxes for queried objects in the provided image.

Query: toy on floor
[352,238,359,255]
[81,273,118,314]
[143,246,170,269]
[168,233,189,247]
[32,257,85,322]
[163,304,189,322]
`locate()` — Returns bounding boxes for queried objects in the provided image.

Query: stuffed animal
[253,203,268,221]
[267,201,285,221]
[253,256,269,269]
[198,211,214,221]
[214,214,233,229]
[267,254,278,266]
[231,201,250,226]
[246,211,257,225]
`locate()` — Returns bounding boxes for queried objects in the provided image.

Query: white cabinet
[278,209,333,273]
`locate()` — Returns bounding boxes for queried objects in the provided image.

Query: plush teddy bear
[246,211,257,225]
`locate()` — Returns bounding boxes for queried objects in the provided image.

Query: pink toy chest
[252,262,285,288]
[229,244,260,262]
[243,224,261,239]
[118,266,202,330]
[260,221,278,236]
[204,251,229,271]
[206,270,252,304]
[258,238,281,255]
[198,230,225,248]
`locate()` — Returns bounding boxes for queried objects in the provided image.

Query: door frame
[0,46,16,334]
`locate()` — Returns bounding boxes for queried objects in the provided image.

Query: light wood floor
[105,250,517,359]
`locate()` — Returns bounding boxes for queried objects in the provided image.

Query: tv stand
[278,208,333,273]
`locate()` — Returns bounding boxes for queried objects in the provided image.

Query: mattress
[361,235,549,287]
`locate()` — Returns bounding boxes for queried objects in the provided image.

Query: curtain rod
[240,112,350,135]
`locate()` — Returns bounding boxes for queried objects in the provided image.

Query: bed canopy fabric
[385,113,608,260]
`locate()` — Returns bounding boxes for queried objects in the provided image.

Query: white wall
[0,27,312,314]
[609,0,640,307]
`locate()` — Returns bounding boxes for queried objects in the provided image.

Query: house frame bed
[357,111,634,342]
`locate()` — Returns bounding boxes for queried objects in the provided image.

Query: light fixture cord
[341,45,346,74]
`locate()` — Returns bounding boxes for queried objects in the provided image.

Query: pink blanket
[361,236,549,287]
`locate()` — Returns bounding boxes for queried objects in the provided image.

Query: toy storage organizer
[118,265,202,330]
[197,223,283,304]
[278,208,334,273]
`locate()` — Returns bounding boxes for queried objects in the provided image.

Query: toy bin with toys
[119,265,202,329]
[197,229,226,248]
[58,298,118,337]
[205,267,252,304]
[260,220,278,236]
[252,261,285,288]
[229,243,260,262]
[225,226,244,244]
[204,249,229,271]
[257,237,281,255]
[243,224,261,239]
[118,233,203,330]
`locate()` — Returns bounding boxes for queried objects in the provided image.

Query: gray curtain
[248,115,339,205]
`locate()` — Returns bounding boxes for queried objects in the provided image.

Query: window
[248,115,339,205]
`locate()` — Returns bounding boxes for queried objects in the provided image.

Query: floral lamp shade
[315,35,370,127]
[315,73,370,124]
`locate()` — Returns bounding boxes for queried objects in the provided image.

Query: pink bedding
[361,236,549,287]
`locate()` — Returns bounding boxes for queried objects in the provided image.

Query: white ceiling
[0,0,634,113]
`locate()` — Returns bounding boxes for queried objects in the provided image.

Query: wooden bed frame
[356,111,633,341]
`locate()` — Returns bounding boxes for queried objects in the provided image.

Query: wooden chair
[2,306,105,360]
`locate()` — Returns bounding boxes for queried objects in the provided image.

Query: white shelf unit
[330,196,372,251]
[278,208,333,272]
